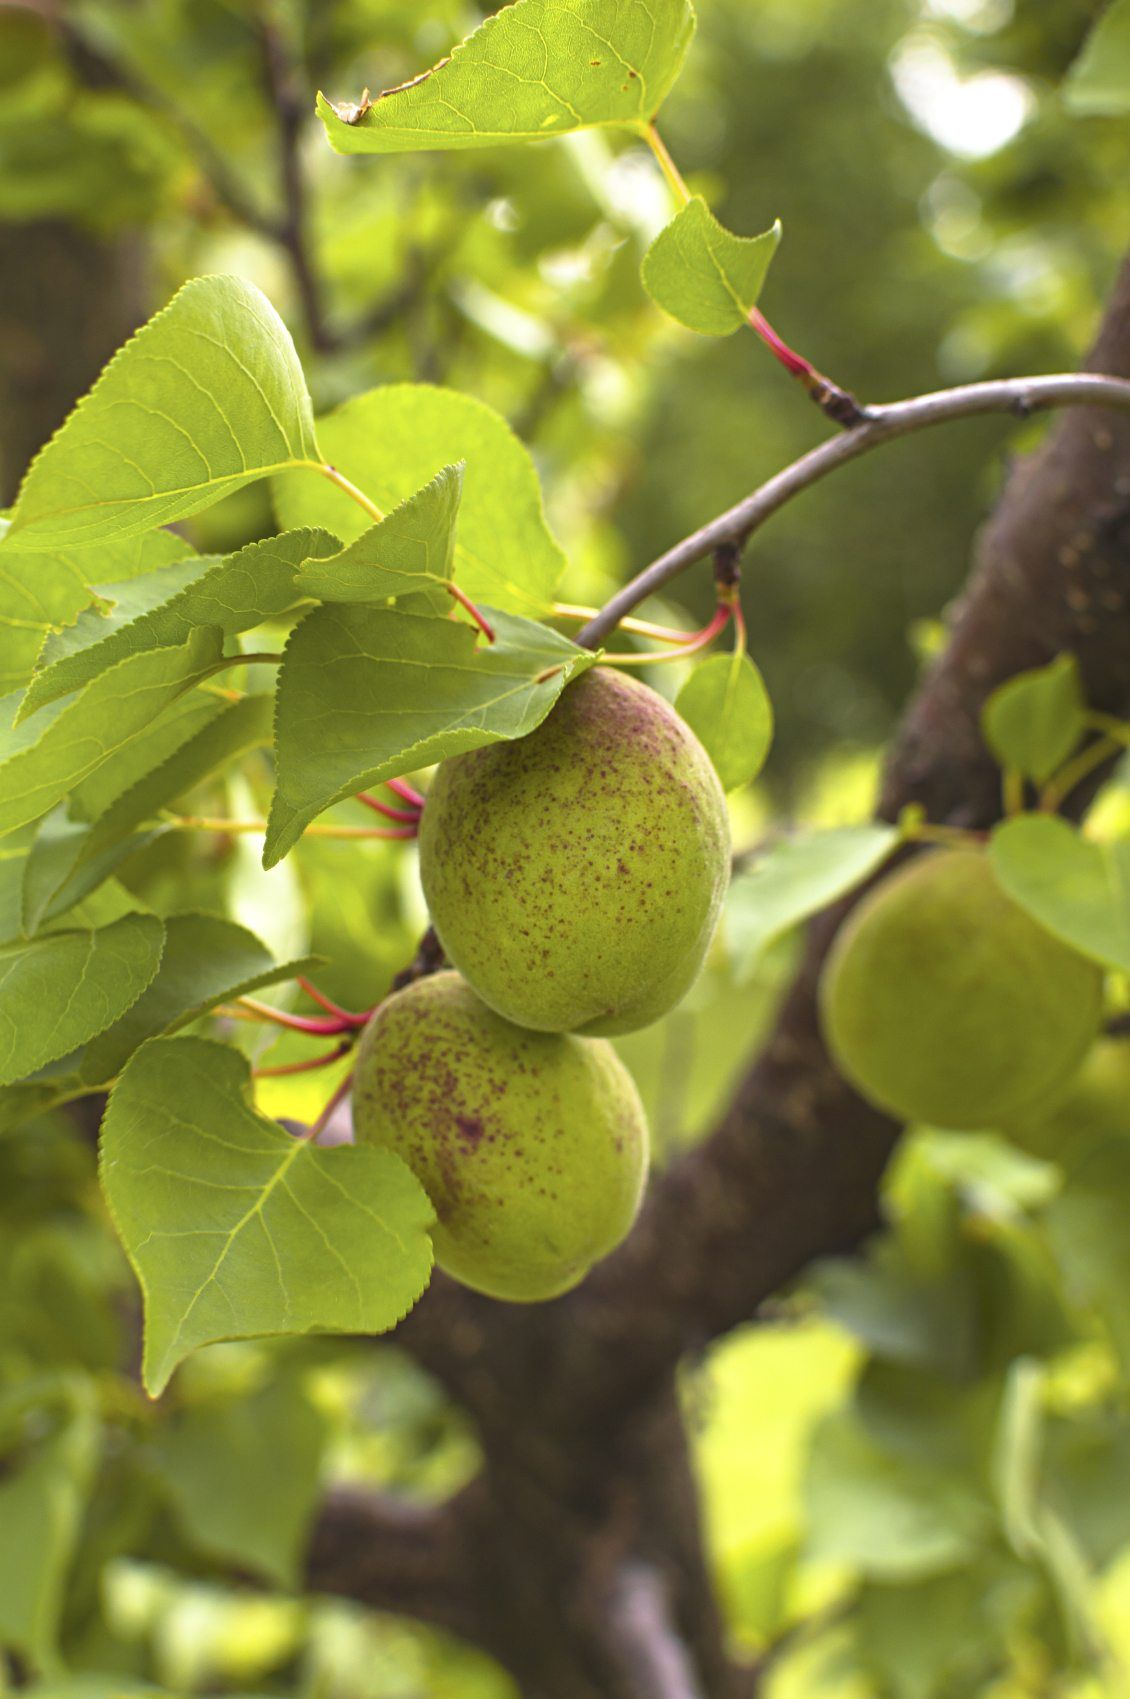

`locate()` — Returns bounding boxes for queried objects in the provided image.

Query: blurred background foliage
[3,1,1130,1696]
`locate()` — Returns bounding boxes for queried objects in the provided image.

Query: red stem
[747,307,817,382]
[254,1041,352,1078]
[446,582,496,642]
[237,997,357,1036]
[356,791,422,824]
[386,777,426,809]
[296,976,371,1029]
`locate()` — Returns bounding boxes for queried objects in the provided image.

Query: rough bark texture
[303,248,1130,1697]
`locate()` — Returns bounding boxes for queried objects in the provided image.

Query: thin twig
[577,372,1130,647]
[258,15,333,351]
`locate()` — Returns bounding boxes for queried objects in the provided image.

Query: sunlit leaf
[274,385,565,617]
[676,650,773,790]
[0,911,164,1086]
[981,655,1086,787]
[297,463,462,613]
[7,277,321,549]
[101,1036,435,1395]
[990,814,1130,972]
[318,0,696,154]
[266,604,595,866]
[642,199,781,336]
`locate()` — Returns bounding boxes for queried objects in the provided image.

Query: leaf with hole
[642,199,781,336]
[318,0,696,154]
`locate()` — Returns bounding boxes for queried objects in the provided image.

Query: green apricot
[352,971,649,1302]
[1005,1039,1130,1164]
[418,666,730,1036]
[820,848,1104,1130]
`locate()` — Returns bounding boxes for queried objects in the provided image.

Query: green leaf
[990,813,1130,972]
[317,0,696,154]
[805,1408,988,1580]
[80,913,315,1086]
[0,522,194,696]
[267,604,595,866]
[8,277,321,549]
[296,463,462,613]
[1064,0,1130,114]
[21,529,337,720]
[726,825,899,983]
[0,1381,99,1668]
[274,385,565,617]
[21,696,275,931]
[66,690,227,823]
[1047,1134,1130,1367]
[981,655,1086,787]
[101,1036,436,1395]
[0,912,164,1087]
[0,629,222,837]
[153,1371,327,1588]
[675,650,773,790]
[642,198,781,336]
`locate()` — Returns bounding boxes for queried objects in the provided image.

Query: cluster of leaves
[2,1,1130,1696]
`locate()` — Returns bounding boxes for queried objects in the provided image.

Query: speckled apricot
[352,972,649,1302]
[418,667,730,1035]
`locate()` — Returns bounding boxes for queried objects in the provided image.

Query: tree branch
[257,16,333,353]
[578,372,1130,646]
[305,1482,484,1643]
[602,1565,706,1699]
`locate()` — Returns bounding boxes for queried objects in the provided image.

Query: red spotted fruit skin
[352,972,649,1301]
[418,667,730,1036]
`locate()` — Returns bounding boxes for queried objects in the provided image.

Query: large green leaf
[0,912,164,1087]
[318,0,696,154]
[0,1381,99,1669]
[981,655,1086,787]
[675,650,773,790]
[642,199,781,336]
[153,1371,327,1588]
[275,385,565,617]
[21,529,337,720]
[0,522,194,696]
[990,814,1130,973]
[80,912,314,1085]
[296,464,462,612]
[101,1036,436,1395]
[726,825,899,983]
[266,604,595,866]
[7,277,321,549]
[22,696,275,931]
[0,629,222,837]
[1064,0,1130,114]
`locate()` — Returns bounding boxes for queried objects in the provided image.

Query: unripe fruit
[418,667,730,1035]
[1006,1039,1130,1164]
[820,848,1103,1130]
[352,971,649,1302]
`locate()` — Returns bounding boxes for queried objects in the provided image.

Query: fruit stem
[227,997,356,1036]
[386,777,427,809]
[319,462,386,523]
[1040,734,1122,812]
[296,975,372,1028]
[600,602,732,667]
[306,1068,356,1142]
[446,582,496,642]
[553,602,708,645]
[165,814,419,841]
[254,1041,353,1077]
[356,790,422,824]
